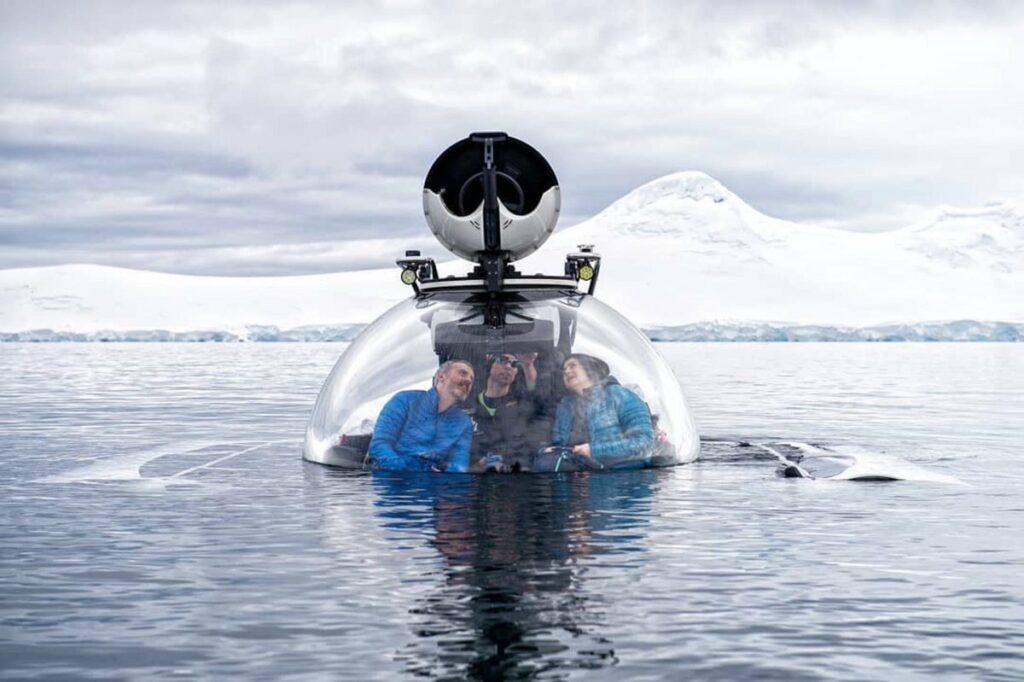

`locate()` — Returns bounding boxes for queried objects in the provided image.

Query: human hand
[519,352,539,386]
[419,452,443,471]
[571,443,592,458]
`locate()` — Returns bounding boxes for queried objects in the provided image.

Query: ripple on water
[1,343,1022,680]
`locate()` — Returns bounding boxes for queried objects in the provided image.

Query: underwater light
[400,268,417,286]
[578,264,594,281]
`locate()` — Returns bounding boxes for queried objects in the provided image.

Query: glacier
[0,325,366,343]
[644,320,1023,343]
[2,321,1020,343]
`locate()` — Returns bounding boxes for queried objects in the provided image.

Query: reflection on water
[3,343,1023,680]
[318,471,661,679]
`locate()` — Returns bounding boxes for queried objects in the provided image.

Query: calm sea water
[1,343,1022,681]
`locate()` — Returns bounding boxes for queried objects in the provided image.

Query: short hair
[434,359,473,387]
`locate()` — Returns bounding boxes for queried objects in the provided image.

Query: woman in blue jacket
[550,354,654,469]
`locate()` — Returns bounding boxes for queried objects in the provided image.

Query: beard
[450,380,472,401]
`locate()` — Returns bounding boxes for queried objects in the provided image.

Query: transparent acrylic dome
[303,291,699,470]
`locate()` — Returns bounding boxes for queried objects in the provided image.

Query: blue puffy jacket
[368,388,473,473]
[552,383,654,468]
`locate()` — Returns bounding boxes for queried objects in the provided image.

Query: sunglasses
[495,357,520,368]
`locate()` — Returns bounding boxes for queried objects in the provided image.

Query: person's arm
[367,393,410,470]
[444,420,474,473]
[589,388,654,463]
[519,352,539,391]
[550,399,571,447]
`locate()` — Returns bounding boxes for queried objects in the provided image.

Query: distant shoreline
[3,320,1021,343]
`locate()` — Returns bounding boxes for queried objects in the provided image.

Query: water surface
[1,343,1022,680]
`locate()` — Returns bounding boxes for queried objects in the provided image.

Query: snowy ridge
[645,320,1024,342]
[3,320,1020,343]
[0,324,366,343]
[1,172,1021,340]
[898,203,1021,273]
[0,264,399,334]
[522,171,1023,327]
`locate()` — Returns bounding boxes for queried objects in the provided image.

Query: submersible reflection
[367,471,663,678]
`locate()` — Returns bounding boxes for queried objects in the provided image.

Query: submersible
[303,132,699,471]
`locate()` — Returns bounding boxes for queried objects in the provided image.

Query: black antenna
[469,131,509,296]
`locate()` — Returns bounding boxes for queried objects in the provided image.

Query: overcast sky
[2,0,1022,275]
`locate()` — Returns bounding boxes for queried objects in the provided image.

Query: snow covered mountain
[1,171,1020,340]
[523,172,1022,327]
[0,265,399,337]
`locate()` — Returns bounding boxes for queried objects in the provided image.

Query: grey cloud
[0,140,251,179]
[2,0,1023,274]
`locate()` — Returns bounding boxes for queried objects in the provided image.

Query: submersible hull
[303,133,699,472]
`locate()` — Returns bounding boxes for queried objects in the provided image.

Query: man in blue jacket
[368,360,476,473]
